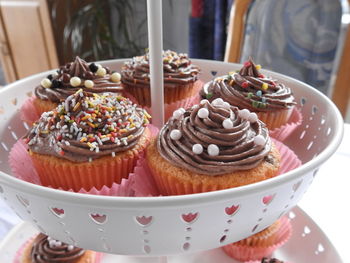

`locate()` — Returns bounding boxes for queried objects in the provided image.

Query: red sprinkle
[25,138,30,144]
[57,135,62,141]
[244,61,251,67]
[110,137,115,143]
[60,151,65,156]
[259,74,265,78]
[242,82,249,88]
[89,137,96,142]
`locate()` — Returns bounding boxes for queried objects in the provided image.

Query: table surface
[1,124,349,262]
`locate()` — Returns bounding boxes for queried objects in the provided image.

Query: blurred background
[0,0,348,121]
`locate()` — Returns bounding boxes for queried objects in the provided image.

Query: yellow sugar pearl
[262,83,268,90]
[96,67,107,77]
[70,77,81,87]
[41,78,52,89]
[256,64,262,70]
[111,72,121,83]
[84,80,94,88]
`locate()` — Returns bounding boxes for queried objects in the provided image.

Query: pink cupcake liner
[13,236,103,263]
[270,107,302,142]
[222,216,292,262]
[20,96,41,125]
[8,125,160,197]
[272,138,302,174]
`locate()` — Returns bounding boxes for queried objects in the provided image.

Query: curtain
[189,0,233,60]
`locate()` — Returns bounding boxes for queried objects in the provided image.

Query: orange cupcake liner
[32,97,58,117]
[222,216,292,262]
[9,127,159,196]
[257,107,293,131]
[124,80,203,107]
[30,128,150,192]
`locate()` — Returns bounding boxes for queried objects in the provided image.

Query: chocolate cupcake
[26,90,151,191]
[33,56,123,116]
[17,233,101,263]
[200,58,296,130]
[146,98,280,195]
[121,50,202,108]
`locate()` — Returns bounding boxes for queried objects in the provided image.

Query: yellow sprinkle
[256,64,262,70]
[262,83,268,90]
[87,122,95,128]
[80,137,87,142]
[129,123,135,128]
[81,115,90,121]
[74,88,83,95]
[73,102,81,111]
[144,112,152,119]
[100,135,107,138]
[93,93,100,98]
[40,130,49,134]
[120,129,127,133]
[128,135,134,139]
[228,71,235,75]
[87,142,95,148]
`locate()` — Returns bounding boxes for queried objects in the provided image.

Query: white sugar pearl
[49,240,56,247]
[170,129,182,140]
[192,144,203,154]
[52,72,59,78]
[55,241,62,246]
[200,99,209,105]
[222,101,231,109]
[70,77,81,87]
[248,112,258,123]
[173,108,185,119]
[198,108,209,118]
[67,245,74,251]
[254,135,265,146]
[96,67,107,77]
[84,80,94,88]
[208,144,219,156]
[111,72,121,82]
[41,78,52,89]
[223,118,233,129]
[212,98,224,106]
[238,109,250,119]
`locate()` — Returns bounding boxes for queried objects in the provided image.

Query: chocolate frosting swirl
[26,91,151,162]
[31,233,84,263]
[35,56,123,103]
[201,58,296,112]
[121,50,200,88]
[157,99,271,175]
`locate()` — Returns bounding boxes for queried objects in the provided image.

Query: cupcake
[146,98,280,195]
[200,58,296,130]
[16,233,101,263]
[121,50,202,108]
[33,56,123,116]
[223,217,292,262]
[25,90,151,191]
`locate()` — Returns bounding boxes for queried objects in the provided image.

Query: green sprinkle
[206,93,213,99]
[252,101,259,108]
[247,92,253,99]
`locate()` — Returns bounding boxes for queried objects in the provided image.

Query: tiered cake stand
[0,1,344,262]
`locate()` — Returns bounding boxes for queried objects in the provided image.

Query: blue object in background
[189,0,233,60]
[240,0,342,94]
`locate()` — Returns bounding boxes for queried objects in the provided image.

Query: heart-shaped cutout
[252,224,259,233]
[304,226,311,235]
[136,216,153,226]
[211,71,217,76]
[293,180,302,192]
[17,195,30,207]
[225,205,240,216]
[90,213,107,224]
[181,212,198,224]
[50,207,65,218]
[262,194,275,205]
